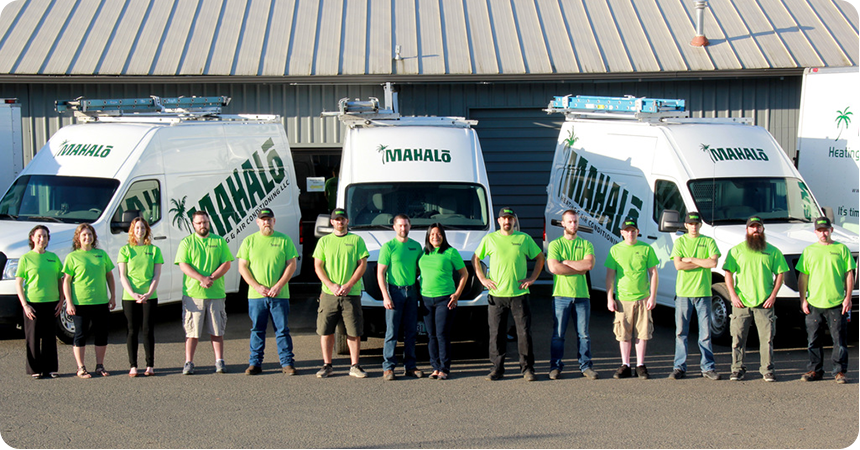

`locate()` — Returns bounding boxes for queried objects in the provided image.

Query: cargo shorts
[316,292,363,337]
[612,297,653,341]
[182,296,227,338]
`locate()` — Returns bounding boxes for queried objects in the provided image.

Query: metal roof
[0,0,857,81]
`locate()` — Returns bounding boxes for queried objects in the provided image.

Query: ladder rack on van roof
[56,96,232,120]
[322,97,475,128]
[546,95,690,121]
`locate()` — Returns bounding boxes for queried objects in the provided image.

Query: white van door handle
[153,235,167,240]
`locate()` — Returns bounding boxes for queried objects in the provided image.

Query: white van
[316,97,493,350]
[0,96,302,342]
[544,95,860,340]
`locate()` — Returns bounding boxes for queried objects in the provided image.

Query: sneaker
[635,365,650,379]
[800,370,822,382]
[730,369,746,381]
[582,368,599,380]
[835,372,848,384]
[523,370,536,382]
[182,361,194,375]
[613,364,632,379]
[404,368,423,378]
[668,369,685,380]
[486,369,503,381]
[702,370,721,380]
[383,370,395,381]
[244,365,262,375]
[548,369,561,380]
[282,365,296,376]
[763,372,776,382]
[316,364,333,378]
[215,359,227,374]
[349,364,367,378]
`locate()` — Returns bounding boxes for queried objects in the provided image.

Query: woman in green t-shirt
[15,225,64,378]
[118,218,163,377]
[63,224,116,378]
[418,224,467,380]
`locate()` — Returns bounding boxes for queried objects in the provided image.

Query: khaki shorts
[317,292,363,337]
[612,298,653,341]
[182,296,227,338]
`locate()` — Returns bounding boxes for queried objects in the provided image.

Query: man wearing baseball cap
[237,208,299,375]
[669,212,721,380]
[604,217,659,379]
[473,207,544,381]
[722,215,788,382]
[797,216,856,384]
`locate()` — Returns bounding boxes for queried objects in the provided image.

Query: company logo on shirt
[55,140,113,158]
[700,143,769,163]
[377,144,452,165]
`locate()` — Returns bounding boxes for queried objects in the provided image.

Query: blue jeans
[248,297,294,367]
[550,297,592,372]
[674,296,716,372]
[423,295,455,373]
[382,285,418,371]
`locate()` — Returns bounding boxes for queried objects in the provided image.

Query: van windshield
[0,175,120,223]
[345,182,489,230]
[688,177,819,224]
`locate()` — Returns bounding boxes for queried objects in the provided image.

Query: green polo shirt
[604,241,659,302]
[670,234,720,297]
[722,242,789,308]
[63,248,115,305]
[475,231,542,297]
[312,232,369,296]
[378,238,423,286]
[174,233,234,299]
[418,247,466,297]
[548,235,594,298]
[237,231,299,299]
[797,241,856,309]
[118,244,164,301]
[16,250,63,303]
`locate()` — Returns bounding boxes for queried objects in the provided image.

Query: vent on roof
[691,0,710,47]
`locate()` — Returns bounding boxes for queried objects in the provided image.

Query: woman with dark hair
[63,223,115,378]
[418,223,467,379]
[15,225,63,378]
[118,217,163,377]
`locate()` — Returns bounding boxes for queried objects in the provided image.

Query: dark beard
[746,231,766,252]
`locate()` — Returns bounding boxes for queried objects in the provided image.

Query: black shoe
[486,369,503,381]
[668,369,685,380]
[635,365,650,379]
[613,364,632,379]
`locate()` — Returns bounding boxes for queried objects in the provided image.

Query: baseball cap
[621,217,638,230]
[258,208,274,219]
[499,207,516,218]
[746,216,764,227]
[330,208,347,219]
[685,212,702,224]
[813,216,832,230]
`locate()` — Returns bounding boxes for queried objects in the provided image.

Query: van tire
[710,283,732,343]
[334,324,349,355]
[56,309,76,345]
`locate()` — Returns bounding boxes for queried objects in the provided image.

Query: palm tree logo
[835,107,852,141]
[700,143,715,163]
[169,196,192,233]
[377,144,389,164]
[563,129,578,149]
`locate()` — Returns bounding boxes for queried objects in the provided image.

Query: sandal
[429,370,440,379]
[94,364,110,377]
[129,367,138,378]
[31,373,42,379]
[438,372,448,380]
[48,372,59,378]
[144,367,155,377]
[77,366,92,379]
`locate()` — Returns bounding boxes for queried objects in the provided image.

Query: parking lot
[1,284,857,449]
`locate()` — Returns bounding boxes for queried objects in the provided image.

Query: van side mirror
[111,209,141,234]
[821,206,834,222]
[314,214,333,238]
[659,210,683,232]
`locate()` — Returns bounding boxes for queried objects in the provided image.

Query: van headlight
[2,259,18,280]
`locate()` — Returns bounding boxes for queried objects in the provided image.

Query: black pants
[24,301,59,375]
[488,295,534,373]
[72,304,110,347]
[123,299,158,368]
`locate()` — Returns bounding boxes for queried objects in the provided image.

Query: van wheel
[334,325,349,355]
[710,283,732,343]
[56,309,76,345]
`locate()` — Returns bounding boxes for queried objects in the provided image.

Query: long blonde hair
[128,217,152,246]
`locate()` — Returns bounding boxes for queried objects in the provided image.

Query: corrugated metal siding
[1,0,856,77]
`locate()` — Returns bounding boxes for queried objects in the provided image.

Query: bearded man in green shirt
[797,217,856,384]
[723,216,788,382]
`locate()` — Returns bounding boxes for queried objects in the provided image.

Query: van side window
[113,180,161,228]
[654,180,686,223]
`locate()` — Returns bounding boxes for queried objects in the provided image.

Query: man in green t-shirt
[175,210,234,375]
[473,207,544,381]
[377,214,424,380]
[797,216,856,384]
[547,210,597,381]
[237,208,299,376]
[604,217,659,379]
[669,212,721,380]
[722,216,788,382]
[313,208,369,378]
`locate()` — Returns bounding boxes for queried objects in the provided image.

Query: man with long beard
[722,216,788,382]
